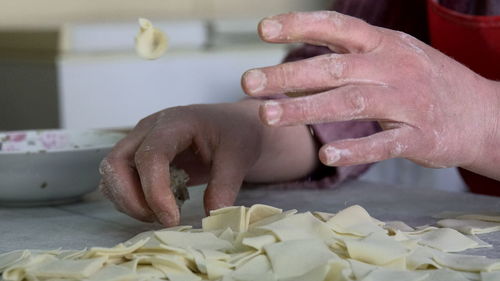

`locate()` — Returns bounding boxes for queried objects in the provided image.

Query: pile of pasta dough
[1,204,500,281]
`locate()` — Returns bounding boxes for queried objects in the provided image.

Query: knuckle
[323,54,346,80]
[394,31,431,67]
[134,145,161,169]
[276,63,294,90]
[136,114,156,129]
[133,150,148,168]
[315,11,345,27]
[344,88,368,114]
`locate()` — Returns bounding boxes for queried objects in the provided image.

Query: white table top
[1,180,500,258]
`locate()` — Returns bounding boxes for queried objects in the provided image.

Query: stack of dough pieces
[1,204,500,281]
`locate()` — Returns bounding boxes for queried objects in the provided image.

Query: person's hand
[242,11,500,179]
[99,99,317,226]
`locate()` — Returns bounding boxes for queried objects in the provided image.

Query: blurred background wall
[0,0,466,192]
[0,0,330,130]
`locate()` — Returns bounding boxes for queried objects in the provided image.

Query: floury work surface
[0,180,499,258]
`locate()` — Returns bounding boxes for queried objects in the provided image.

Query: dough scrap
[2,204,500,281]
[437,218,500,235]
[406,228,479,252]
[264,239,337,279]
[345,232,410,265]
[135,18,168,60]
[170,166,190,208]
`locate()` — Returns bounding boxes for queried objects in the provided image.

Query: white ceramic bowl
[0,129,125,206]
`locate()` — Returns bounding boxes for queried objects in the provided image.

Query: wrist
[462,79,500,180]
[240,99,319,183]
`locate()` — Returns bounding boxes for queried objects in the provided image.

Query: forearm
[234,99,319,184]
[462,80,500,181]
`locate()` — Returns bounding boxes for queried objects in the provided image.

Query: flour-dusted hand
[242,11,500,179]
[99,100,318,226]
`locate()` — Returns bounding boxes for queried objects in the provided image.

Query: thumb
[203,154,246,215]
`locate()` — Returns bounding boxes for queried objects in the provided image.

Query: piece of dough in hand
[135,18,168,60]
[170,166,190,208]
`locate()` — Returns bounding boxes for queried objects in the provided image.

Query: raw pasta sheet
[1,204,500,281]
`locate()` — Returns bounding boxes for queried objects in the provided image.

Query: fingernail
[263,101,283,125]
[244,70,267,94]
[261,19,282,39]
[323,146,351,165]
[157,211,179,227]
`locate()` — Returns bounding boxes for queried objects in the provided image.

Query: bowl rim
[0,129,125,155]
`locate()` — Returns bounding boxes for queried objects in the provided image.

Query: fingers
[258,85,400,126]
[135,126,194,226]
[99,158,154,222]
[318,128,412,166]
[258,11,381,53]
[242,53,384,96]
[203,151,245,215]
[99,116,158,222]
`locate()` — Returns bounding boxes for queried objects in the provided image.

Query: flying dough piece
[135,18,168,60]
[437,219,500,235]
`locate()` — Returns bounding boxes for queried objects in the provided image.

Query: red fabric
[427,0,500,80]
[427,0,500,196]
